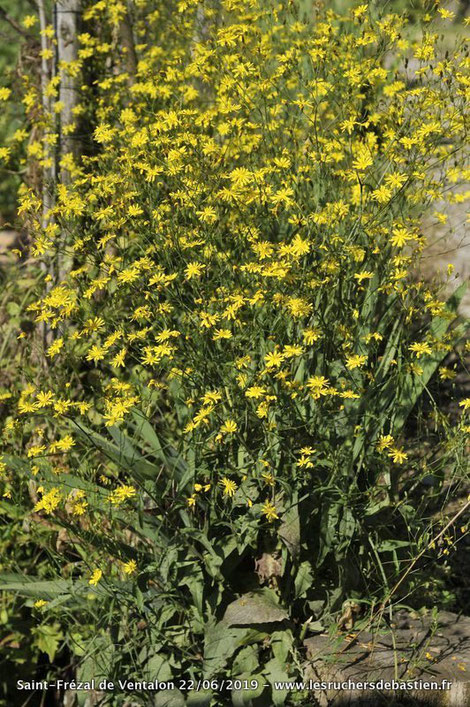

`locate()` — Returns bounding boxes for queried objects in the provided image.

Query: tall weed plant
[0,0,469,704]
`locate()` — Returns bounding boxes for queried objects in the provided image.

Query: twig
[0,4,34,38]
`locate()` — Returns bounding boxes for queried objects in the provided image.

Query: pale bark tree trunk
[119,2,137,81]
[36,0,54,346]
[57,0,80,176]
[56,0,80,282]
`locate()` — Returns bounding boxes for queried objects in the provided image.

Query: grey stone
[303,610,470,705]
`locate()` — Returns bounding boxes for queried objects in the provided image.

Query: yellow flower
[459,398,470,412]
[283,345,303,358]
[409,342,432,359]
[23,15,38,28]
[297,454,314,469]
[261,472,275,486]
[388,448,408,464]
[352,144,373,171]
[354,271,374,283]
[122,559,137,575]
[303,328,321,345]
[264,351,284,368]
[213,328,232,340]
[438,8,454,19]
[108,485,136,505]
[36,391,54,407]
[47,338,64,358]
[245,385,266,399]
[34,600,47,609]
[34,488,61,514]
[261,501,279,522]
[345,354,367,370]
[89,569,102,586]
[377,434,394,452]
[306,376,329,398]
[219,419,237,434]
[184,262,205,280]
[220,477,237,497]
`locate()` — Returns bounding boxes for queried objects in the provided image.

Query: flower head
[261,501,279,522]
[220,477,237,497]
[89,569,102,586]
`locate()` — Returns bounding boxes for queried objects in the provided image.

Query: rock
[303,610,470,705]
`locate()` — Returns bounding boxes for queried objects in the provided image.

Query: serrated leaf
[33,623,63,662]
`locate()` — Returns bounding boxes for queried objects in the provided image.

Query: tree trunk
[56,0,80,281]
[119,2,137,80]
[57,0,80,184]
[36,0,54,347]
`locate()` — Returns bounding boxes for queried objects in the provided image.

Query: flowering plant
[0,0,469,702]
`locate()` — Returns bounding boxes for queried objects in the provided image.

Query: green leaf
[232,645,259,676]
[180,564,204,619]
[224,590,288,626]
[142,653,173,682]
[71,421,170,485]
[187,690,213,706]
[263,656,292,706]
[154,690,186,707]
[294,561,313,600]
[76,634,115,693]
[317,501,340,566]
[279,495,300,559]
[203,620,250,678]
[376,539,410,552]
[231,675,265,706]
[32,623,63,662]
[271,629,293,665]
[0,574,73,599]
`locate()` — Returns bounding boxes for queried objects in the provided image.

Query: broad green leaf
[263,656,292,706]
[231,675,265,706]
[154,689,186,707]
[187,690,213,706]
[224,590,288,626]
[76,633,115,706]
[279,495,300,559]
[271,629,293,665]
[142,653,173,682]
[232,645,259,676]
[376,539,410,552]
[203,620,250,678]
